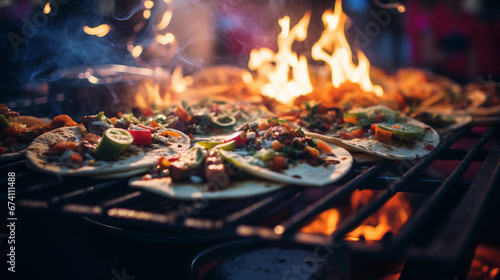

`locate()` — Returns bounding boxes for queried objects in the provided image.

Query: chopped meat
[0,104,19,120]
[45,115,79,131]
[16,130,41,142]
[205,150,229,191]
[292,137,315,150]
[82,133,101,145]
[263,125,294,144]
[81,115,109,136]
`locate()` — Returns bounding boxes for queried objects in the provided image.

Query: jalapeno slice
[377,123,424,138]
[212,115,236,128]
[92,128,133,161]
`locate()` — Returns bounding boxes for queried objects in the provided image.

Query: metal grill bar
[392,126,497,248]
[424,142,500,261]
[273,160,392,235]
[332,127,469,240]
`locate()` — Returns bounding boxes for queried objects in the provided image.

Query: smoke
[2,0,146,86]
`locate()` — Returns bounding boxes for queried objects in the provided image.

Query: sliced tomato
[374,125,392,142]
[127,130,152,146]
[351,129,365,138]
[339,131,355,140]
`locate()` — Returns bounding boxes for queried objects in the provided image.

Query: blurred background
[1,0,500,103]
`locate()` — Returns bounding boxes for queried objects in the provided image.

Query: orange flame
[135,79,171,109]
[248,12,313,104]
[346,191,411,241]
[301,191,412,242]
[311,0,383,97]
[83,24,111,37]
[171,66,187,94]
[301,209,340,235]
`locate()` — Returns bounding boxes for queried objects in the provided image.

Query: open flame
[249,0,383,105]
[248,12,313,104]
[345,192,411,241]
[301,191,412,242]
[312,0,383,97]
[83,24,111,38]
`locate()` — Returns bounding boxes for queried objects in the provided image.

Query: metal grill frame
[2,123,499,279]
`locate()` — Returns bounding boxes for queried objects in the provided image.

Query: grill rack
[2,124,500,278]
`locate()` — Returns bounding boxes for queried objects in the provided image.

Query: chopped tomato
[258,122,270,131]
[343,116,359,125]
[52,142,78,152]
[268,120,277,127]
[423,144,436,151]
[136,124,157,132]
[109,117,117,125]
[188,133,194,139]
[316,140,333,153]
[150,120,161,128]
[339,131,355,140]
[168,156,179,162]
[144,108,152,117]
[161,131,181,138]
[351,128,365,138]
[174,106,191,123]
[374,125,392,142]
[157,156,171,169]
[127,129,152,145]
[317,103,328,114]
[374,114,383,123]
[305,146,320,158]
[272,156,288,171]
[281,122,293,131]
[370,124,377,135]
[117,112,124,118]
[271,140,284,151]
[70,153,83,164]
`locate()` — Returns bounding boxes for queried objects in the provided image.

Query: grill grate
[3,123,500,277]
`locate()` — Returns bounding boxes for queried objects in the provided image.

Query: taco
[26,113,190,178]
[146,98,272,138]
[131,119,352,190]
[304,106,440,160]
[1,105,78,163]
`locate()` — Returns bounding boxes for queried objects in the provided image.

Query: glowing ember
[311,0,383,97]
[83,24,111,38]
[248,12,313,104]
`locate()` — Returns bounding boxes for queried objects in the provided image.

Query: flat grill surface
[2,124,499,267]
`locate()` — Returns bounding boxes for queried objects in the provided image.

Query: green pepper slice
[377,123,424,138]
[0,115,10,130]
[92,128,133,161]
